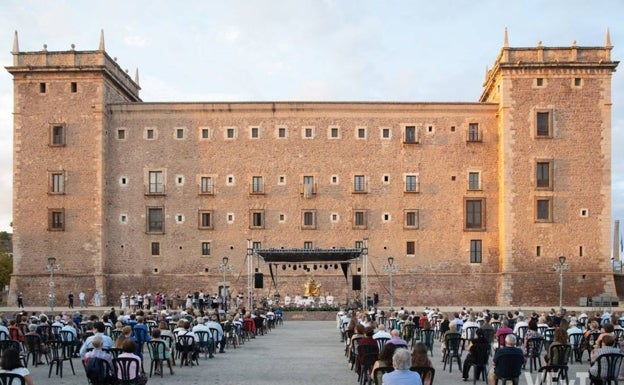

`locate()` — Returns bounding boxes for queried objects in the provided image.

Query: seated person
[0,348,35,385]
[150,328,173,375]
[544,327,569,364]
[462,328,490,381]
[381,348,422,385]
[116,339,143,382]
[489,334,524,385]
[411,342,434,385]
[372,342,397,372]
[589,334,621,385]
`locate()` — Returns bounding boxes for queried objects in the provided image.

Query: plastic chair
[492,353,524,385]
[590,352,624,385]
[0,373,25,385]
[376,337,389,352]
[468,342,490,384]
[357,346,379,385]
[525,337,544,373]
[421,329,435,357]
[113,356,141,385]
[410,366,435,385]
[568,333,583,364]
[177,335,198,367]
[194,330,214,359]
[23,334,48,367]
[373,367,393,385]
[443,334,462,373]
[147,340,173,377]
[82,356,114,385]
[48,339,75,378]
[539,344,570,385]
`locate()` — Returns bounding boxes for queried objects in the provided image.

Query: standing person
[79,291,87,308]
[68,292,74,309]
[136,292,144,310]
[93,290,101,307]
[120,292,127,310]
[17,292,24,308]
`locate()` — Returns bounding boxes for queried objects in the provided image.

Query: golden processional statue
[304,277,321,297]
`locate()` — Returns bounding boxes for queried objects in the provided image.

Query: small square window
[536,78,544,86]
[330,127,340,139]
[278,175,286,185]
[120,214,128,223]
[383,174,390,184]
[119,177,128,186]
[470,240,482,263]
[279,214,285,222]
[357,128,367,139]
[278,127,287,138]
[331,213,339,222]
[427,125,434,133]
[226,128,236,139]
[117,129,126,140]
[39,83,46,93]
[176,175,184,186]
[331,175,339,185]
[70,82,77,93]
[146,128,155,139]
[574,78,582,87]
[253,241,262,250]
[381,128,391,139]
[175,214,184,224]
[250,127,259,138]
[451,126,456,132]
[227,213,235,223]
[404,175,419,193]
[304,127,314,138]
[226,175,235,185]
[176,128,184,139]
[536,246,541,257]
[383,213,390,222]
[151,242,160,256]
[304,241,313,249]
[201,128,210,139]
[201,242,211,256]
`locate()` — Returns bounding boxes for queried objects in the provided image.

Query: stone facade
[5,32,619,308]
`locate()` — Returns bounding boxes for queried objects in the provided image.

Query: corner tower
[481,30,618,306]
[5,31,140,305]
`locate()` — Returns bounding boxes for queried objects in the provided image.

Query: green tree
[0,250,12,289]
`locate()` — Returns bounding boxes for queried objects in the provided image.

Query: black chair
[0,341,26,368]
[357,345,379,385]
[194,331,214,359]
[208,327,221,353]
[105,347,123,360]
[590,352,624,385]
[539,344,570,385]
[491,321,501,332]
[83,356,115,385]
[24,334,48,367]
[410,366,435,385]
[515,326,528,346]
[443,334,462,373]
[0,373,25,385]
[569,333,583,364]
[146,340,173,377]
[177,335,198,367]
[51,326,62,341]
[110,329,122,343]
[48,339,75,378]
[468,342,490,384]
[376,337,389,352]
[543,329,554,352]
[496,332,513,351]
[373,367,393,385]
[493,353,524,385]
[482,329,495,345]
[525,337,544,373]
[421,329,435,357]
[0,331,9,341]
[113,356,141,385]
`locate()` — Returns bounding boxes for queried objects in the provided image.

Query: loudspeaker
[254,272,264,288]
[352,275,361,290]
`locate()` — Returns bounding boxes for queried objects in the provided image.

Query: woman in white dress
[120,292,128,309]
[0,348,35,385]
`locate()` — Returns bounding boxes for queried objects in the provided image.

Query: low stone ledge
[283,311,336,321]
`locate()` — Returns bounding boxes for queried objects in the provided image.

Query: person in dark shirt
[489,334,524,385]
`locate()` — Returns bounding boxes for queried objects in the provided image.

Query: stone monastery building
[5,30,619,307]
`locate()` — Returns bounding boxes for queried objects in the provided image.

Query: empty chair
[443,334,462,373]
[420,329,435,357]
[48,339,75,378]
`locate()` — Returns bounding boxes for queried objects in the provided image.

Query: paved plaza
[16,318,598,385]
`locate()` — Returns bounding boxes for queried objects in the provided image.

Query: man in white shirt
[513,315,528,334]
[206,316,225,353]
[326,293,334,305]
[79,291,87,308]
[373,324,392,340]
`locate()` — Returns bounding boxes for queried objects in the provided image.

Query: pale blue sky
[0,0,622,252]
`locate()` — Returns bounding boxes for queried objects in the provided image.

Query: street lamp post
[383,257,399,309]
[552,255,569,311]
[45,256,61,312]
[219,257,233,311]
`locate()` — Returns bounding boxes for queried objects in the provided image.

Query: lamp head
[47,256,56,265]
[559,255,566,265]
[222,256,229,265]
[387,256,394,266]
